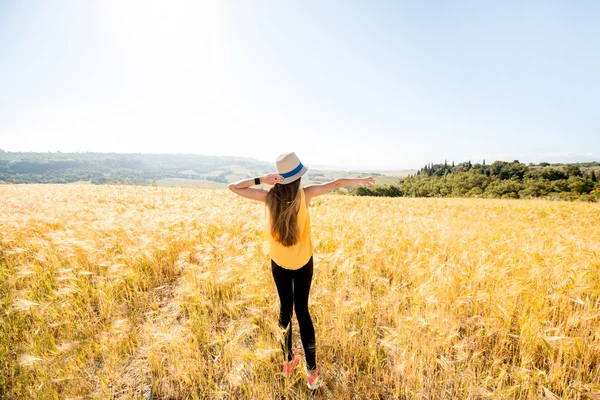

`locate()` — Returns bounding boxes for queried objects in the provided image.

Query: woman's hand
[261,174,284,185]
[362,176,376,186]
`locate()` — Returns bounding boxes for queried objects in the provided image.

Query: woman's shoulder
[300,186,310,208]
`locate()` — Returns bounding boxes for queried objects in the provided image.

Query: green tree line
[350,160,600,202]
[0,150,270,185]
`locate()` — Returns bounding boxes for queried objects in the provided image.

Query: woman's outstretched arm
[304,177,375,202]
[228,174,283,202]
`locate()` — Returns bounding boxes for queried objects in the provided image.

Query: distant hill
[0,150,411,187]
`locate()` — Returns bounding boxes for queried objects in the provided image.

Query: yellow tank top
[266,188,313,270]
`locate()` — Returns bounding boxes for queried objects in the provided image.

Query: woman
[228,152,374,389]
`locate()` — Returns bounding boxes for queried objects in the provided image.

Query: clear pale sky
[1,1,598,169]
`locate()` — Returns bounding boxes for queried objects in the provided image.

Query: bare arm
[228,174,284,202]
[304,177,375,202]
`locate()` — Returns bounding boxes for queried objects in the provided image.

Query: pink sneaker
[305,368,322,390]
[281,353,301,377]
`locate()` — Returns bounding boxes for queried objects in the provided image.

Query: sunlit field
[1,185,599,399]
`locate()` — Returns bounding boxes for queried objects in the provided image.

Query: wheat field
[1,184,599,399]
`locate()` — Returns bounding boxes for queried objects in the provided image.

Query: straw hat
[276,152,308,184]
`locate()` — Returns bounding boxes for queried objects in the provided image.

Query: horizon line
[1,148,598,172]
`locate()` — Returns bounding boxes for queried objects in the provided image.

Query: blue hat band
[281,162,304,178]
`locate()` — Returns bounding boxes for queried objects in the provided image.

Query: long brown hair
[266,179,302,247]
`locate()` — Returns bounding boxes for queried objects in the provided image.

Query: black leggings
[271,257,316,371]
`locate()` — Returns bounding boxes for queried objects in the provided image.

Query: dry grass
[1,184,599,399]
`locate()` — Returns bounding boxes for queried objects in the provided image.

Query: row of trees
[350,160,600,202]
[2,151,598,201]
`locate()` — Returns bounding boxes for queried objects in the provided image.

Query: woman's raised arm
[228,173,284,202]
[304,177,375,202]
